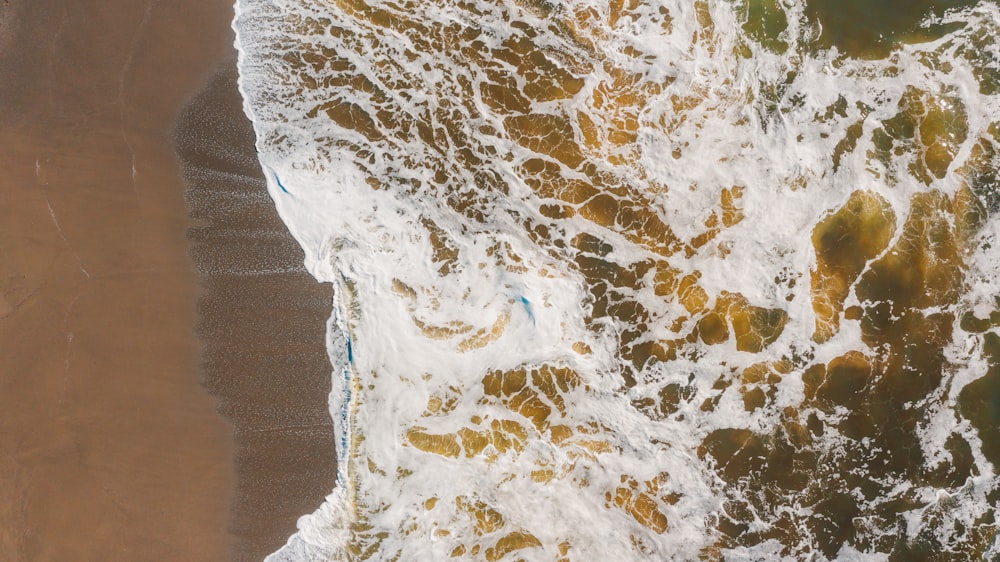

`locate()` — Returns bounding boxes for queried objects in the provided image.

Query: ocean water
[232,0,1000,559]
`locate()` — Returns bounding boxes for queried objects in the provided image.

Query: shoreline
[177,48,338,562]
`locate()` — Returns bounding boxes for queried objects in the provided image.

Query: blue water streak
[266,165,289,194]
[519,295,535,325]
[274,174,289,194]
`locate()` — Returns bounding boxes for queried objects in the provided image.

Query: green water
[807,0,982,57]
[739,0,986,58]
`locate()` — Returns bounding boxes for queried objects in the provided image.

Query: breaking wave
[233,0,1000,559]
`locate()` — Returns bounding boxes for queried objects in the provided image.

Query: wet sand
[0,0,335,560]
[177,62,337,561]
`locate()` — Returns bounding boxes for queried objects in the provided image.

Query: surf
[233,0,1000,559]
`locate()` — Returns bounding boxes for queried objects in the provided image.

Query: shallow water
[808,0,984,57]
[233,0,1000,559]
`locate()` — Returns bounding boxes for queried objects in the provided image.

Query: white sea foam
[233,0,1000,559]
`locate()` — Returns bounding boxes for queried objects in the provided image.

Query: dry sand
[0,0,335,560]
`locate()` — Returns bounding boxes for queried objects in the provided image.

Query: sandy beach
[0,0,335,560]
